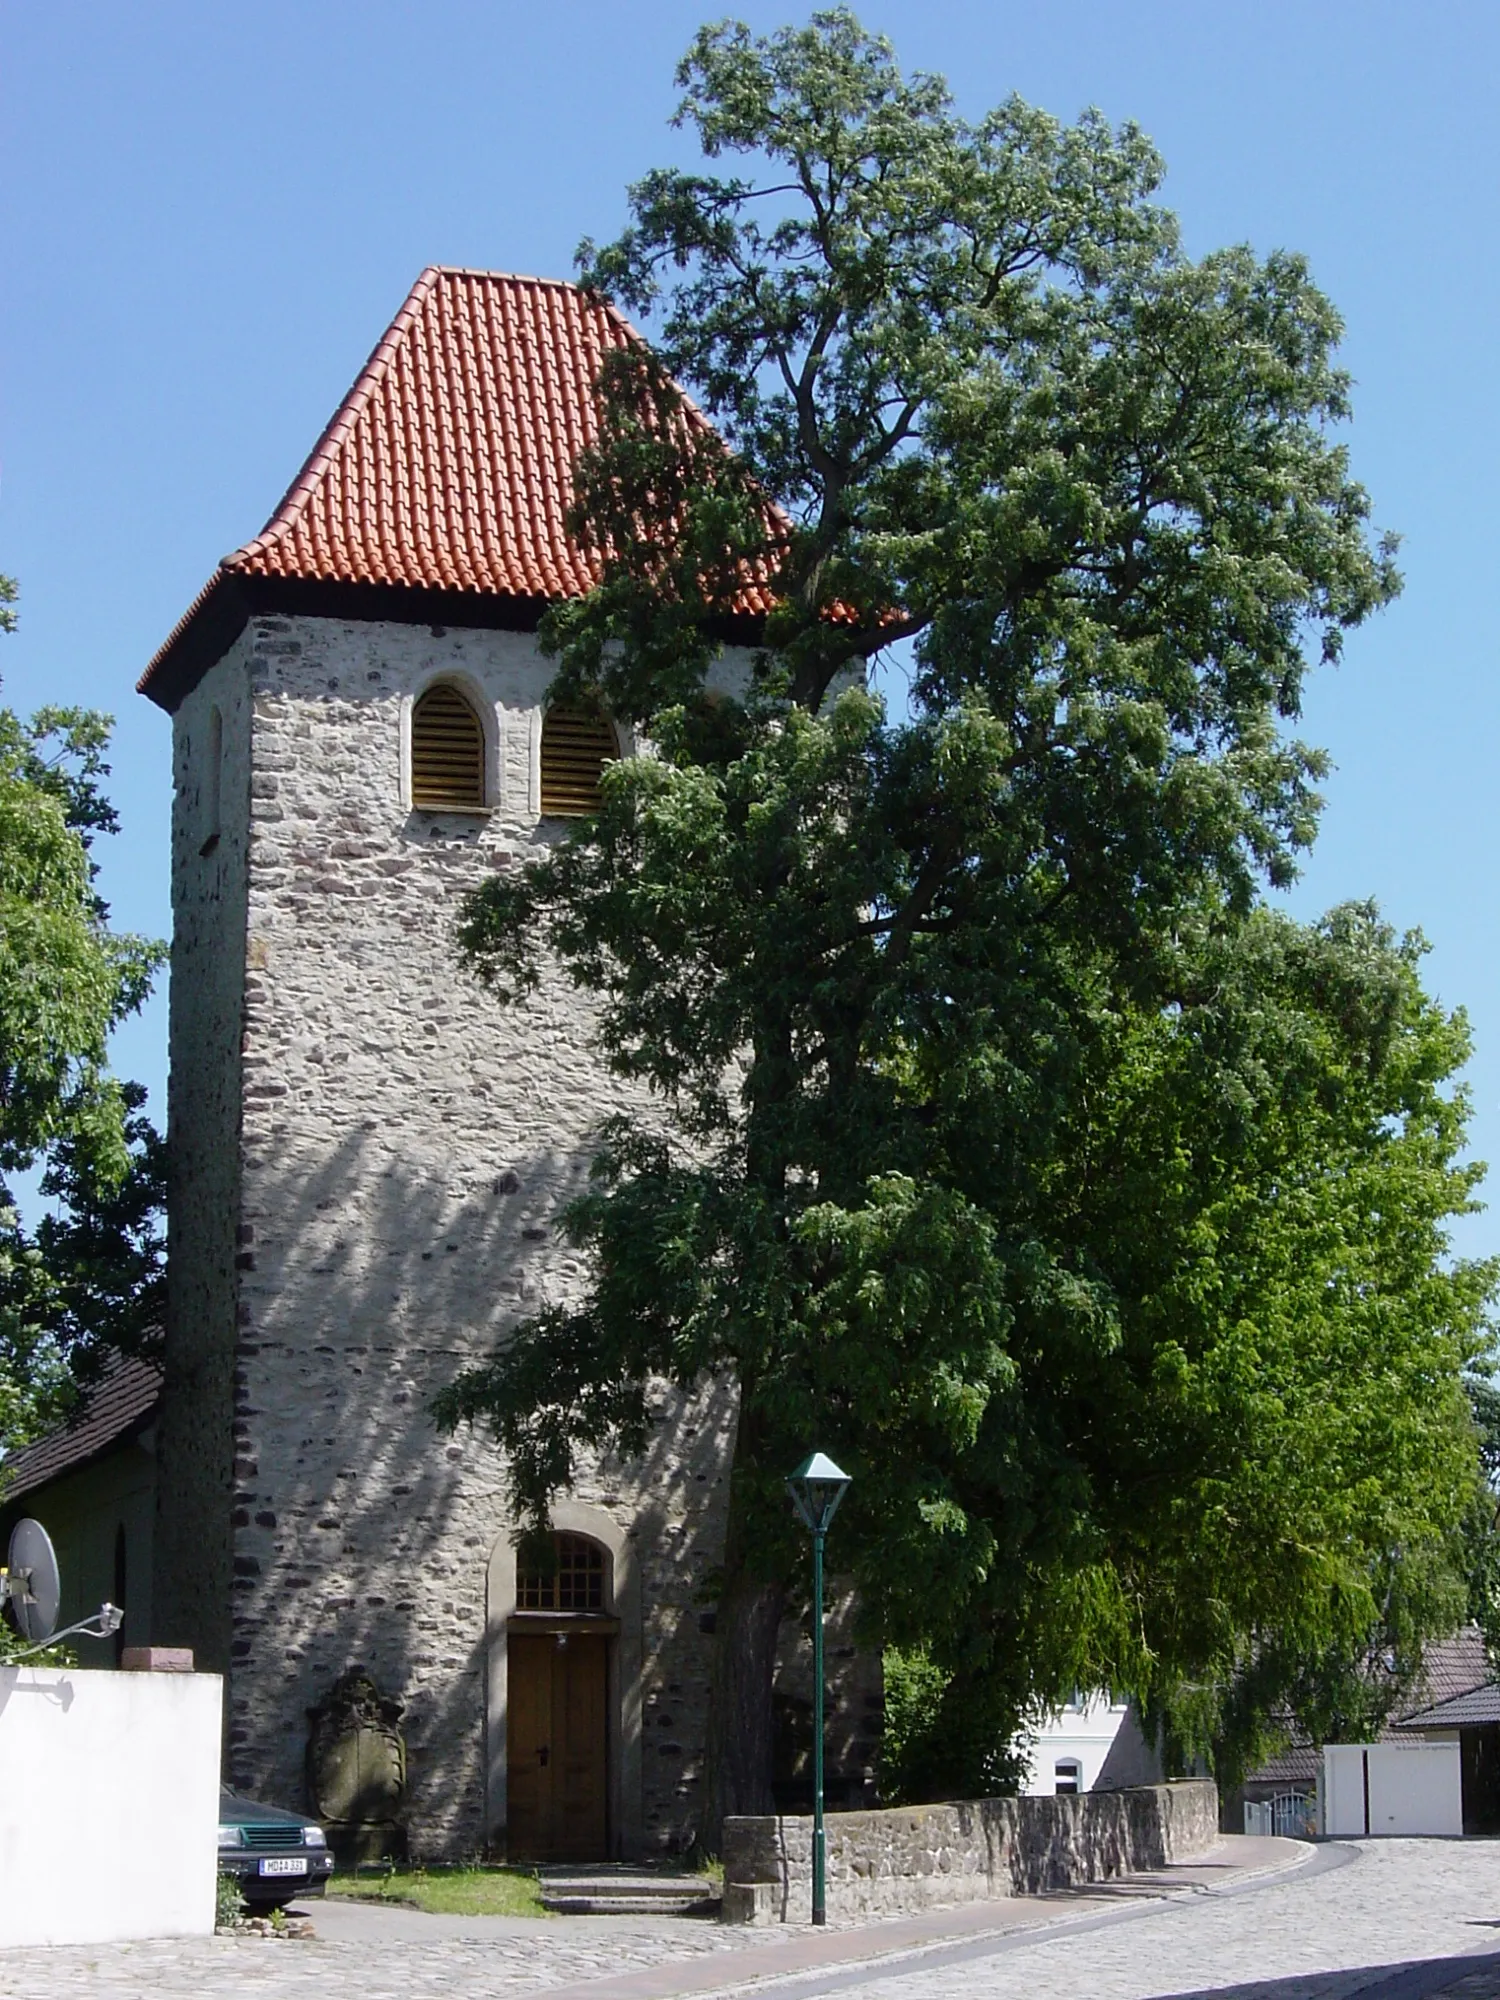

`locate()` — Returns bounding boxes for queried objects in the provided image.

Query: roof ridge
[425,265,597,291]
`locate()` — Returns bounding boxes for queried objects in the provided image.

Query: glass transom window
[516,1533,605,1611]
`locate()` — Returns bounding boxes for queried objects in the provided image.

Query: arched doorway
[486,1506,643,1860]
[507,1535,611,1861]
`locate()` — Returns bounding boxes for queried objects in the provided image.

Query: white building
[1020,1694,1162,1796]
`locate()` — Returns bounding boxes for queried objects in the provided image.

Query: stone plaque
[306,1668,408,1863]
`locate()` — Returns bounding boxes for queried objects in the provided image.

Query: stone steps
[538,1867,721,1917]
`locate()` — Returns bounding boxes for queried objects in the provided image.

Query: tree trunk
[701,1557,785,1843]
[700,1400,786,1846]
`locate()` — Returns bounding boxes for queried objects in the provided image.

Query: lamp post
[787,1450,851,1927]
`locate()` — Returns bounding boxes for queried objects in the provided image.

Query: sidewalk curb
[1186,1835,1323,1896]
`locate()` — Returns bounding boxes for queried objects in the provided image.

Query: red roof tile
[139,267,778,701]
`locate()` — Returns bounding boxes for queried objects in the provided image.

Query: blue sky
[3,1,1497,1256]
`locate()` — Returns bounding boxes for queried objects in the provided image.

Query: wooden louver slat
[411,684,485,809]
[540,706,617,817]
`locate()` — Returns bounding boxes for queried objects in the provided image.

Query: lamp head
[787,1451,851,1536]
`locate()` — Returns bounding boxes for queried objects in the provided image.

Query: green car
[217,1790,335,1908]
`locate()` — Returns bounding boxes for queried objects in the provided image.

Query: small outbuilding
[1226,1628,1499,1837]
[1390,1679,1500,1834]
[0,1355,162,1660]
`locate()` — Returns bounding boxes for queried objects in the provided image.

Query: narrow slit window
[411,684,486,810]
[200,704,223,853]
[540,706,616,817]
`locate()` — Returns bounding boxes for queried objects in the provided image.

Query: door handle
[538,1745,549,1767]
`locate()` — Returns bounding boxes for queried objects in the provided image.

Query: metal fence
[1243,1790,1317,1838]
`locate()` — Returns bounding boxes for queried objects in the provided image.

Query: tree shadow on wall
[224,1119,733,1860]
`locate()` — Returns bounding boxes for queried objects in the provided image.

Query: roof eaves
[1394,1683,1500,1729]
[136,568,253,712]
[1,1358,164,1504]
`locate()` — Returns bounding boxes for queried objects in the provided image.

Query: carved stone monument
[307,1669,408,1863]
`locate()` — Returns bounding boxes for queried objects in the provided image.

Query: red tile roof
[139,267,779,703]
[0,1356,162,1505]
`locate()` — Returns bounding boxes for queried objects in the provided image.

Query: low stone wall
[721,1780,1218,1924]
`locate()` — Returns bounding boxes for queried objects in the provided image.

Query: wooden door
[506,1633,608,1860]
[506,1636,553,1860]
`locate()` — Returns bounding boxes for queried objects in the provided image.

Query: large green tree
[881,904,1492,1796]
[439,14,1490,1824]
[0,581,165,1449]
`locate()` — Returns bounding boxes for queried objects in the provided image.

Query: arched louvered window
[540,706,617,817]
[411,683,486,810]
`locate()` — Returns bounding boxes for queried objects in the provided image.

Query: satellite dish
[4,1519,60,1645]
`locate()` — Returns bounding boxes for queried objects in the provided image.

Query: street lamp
[787,1450,851,1927]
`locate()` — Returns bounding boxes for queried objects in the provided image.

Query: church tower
[138,269,763,1858]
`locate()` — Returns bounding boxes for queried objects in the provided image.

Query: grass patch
[328,1863,548,1918]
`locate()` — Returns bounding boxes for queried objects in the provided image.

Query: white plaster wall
[1322,1740,1463,1838]
[0,1667,221,1946]
[1021,1698,1132,1794]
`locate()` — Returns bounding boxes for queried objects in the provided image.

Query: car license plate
[257,1857,309,1877]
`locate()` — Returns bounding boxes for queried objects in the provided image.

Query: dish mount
[1,1518,123,1656]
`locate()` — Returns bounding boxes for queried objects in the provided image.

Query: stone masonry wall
[722,1780,1220,1923]
[170,611,752,1857]
[156,645,254,1671]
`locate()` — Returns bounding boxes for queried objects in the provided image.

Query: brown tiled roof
[1242,1743,1319,1786]
[0,1357,162,1505]
[1404,1626,1492,1711]
[1395,1683,1500,1729]
[139,267,780,703]
[1242,1627,1497,1782]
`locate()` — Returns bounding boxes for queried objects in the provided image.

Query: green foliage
[0,1627,75,1667]
[880,1642,1037,1804]
[879,1644,954,1802]
[0,605,166,1450]
[0,1086,165,1429]
[1462,1371,1500,1664]
[215,1872,245,1930]
[443,13,1487,1809]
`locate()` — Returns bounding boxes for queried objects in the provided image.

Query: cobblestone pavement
[753,1841,1500,2000]
[2,1840,1499,2000]
[0,1905,820,2000]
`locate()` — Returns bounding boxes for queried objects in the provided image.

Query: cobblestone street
[4,1840,1500,2000]
[754,1841,1500,2000]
